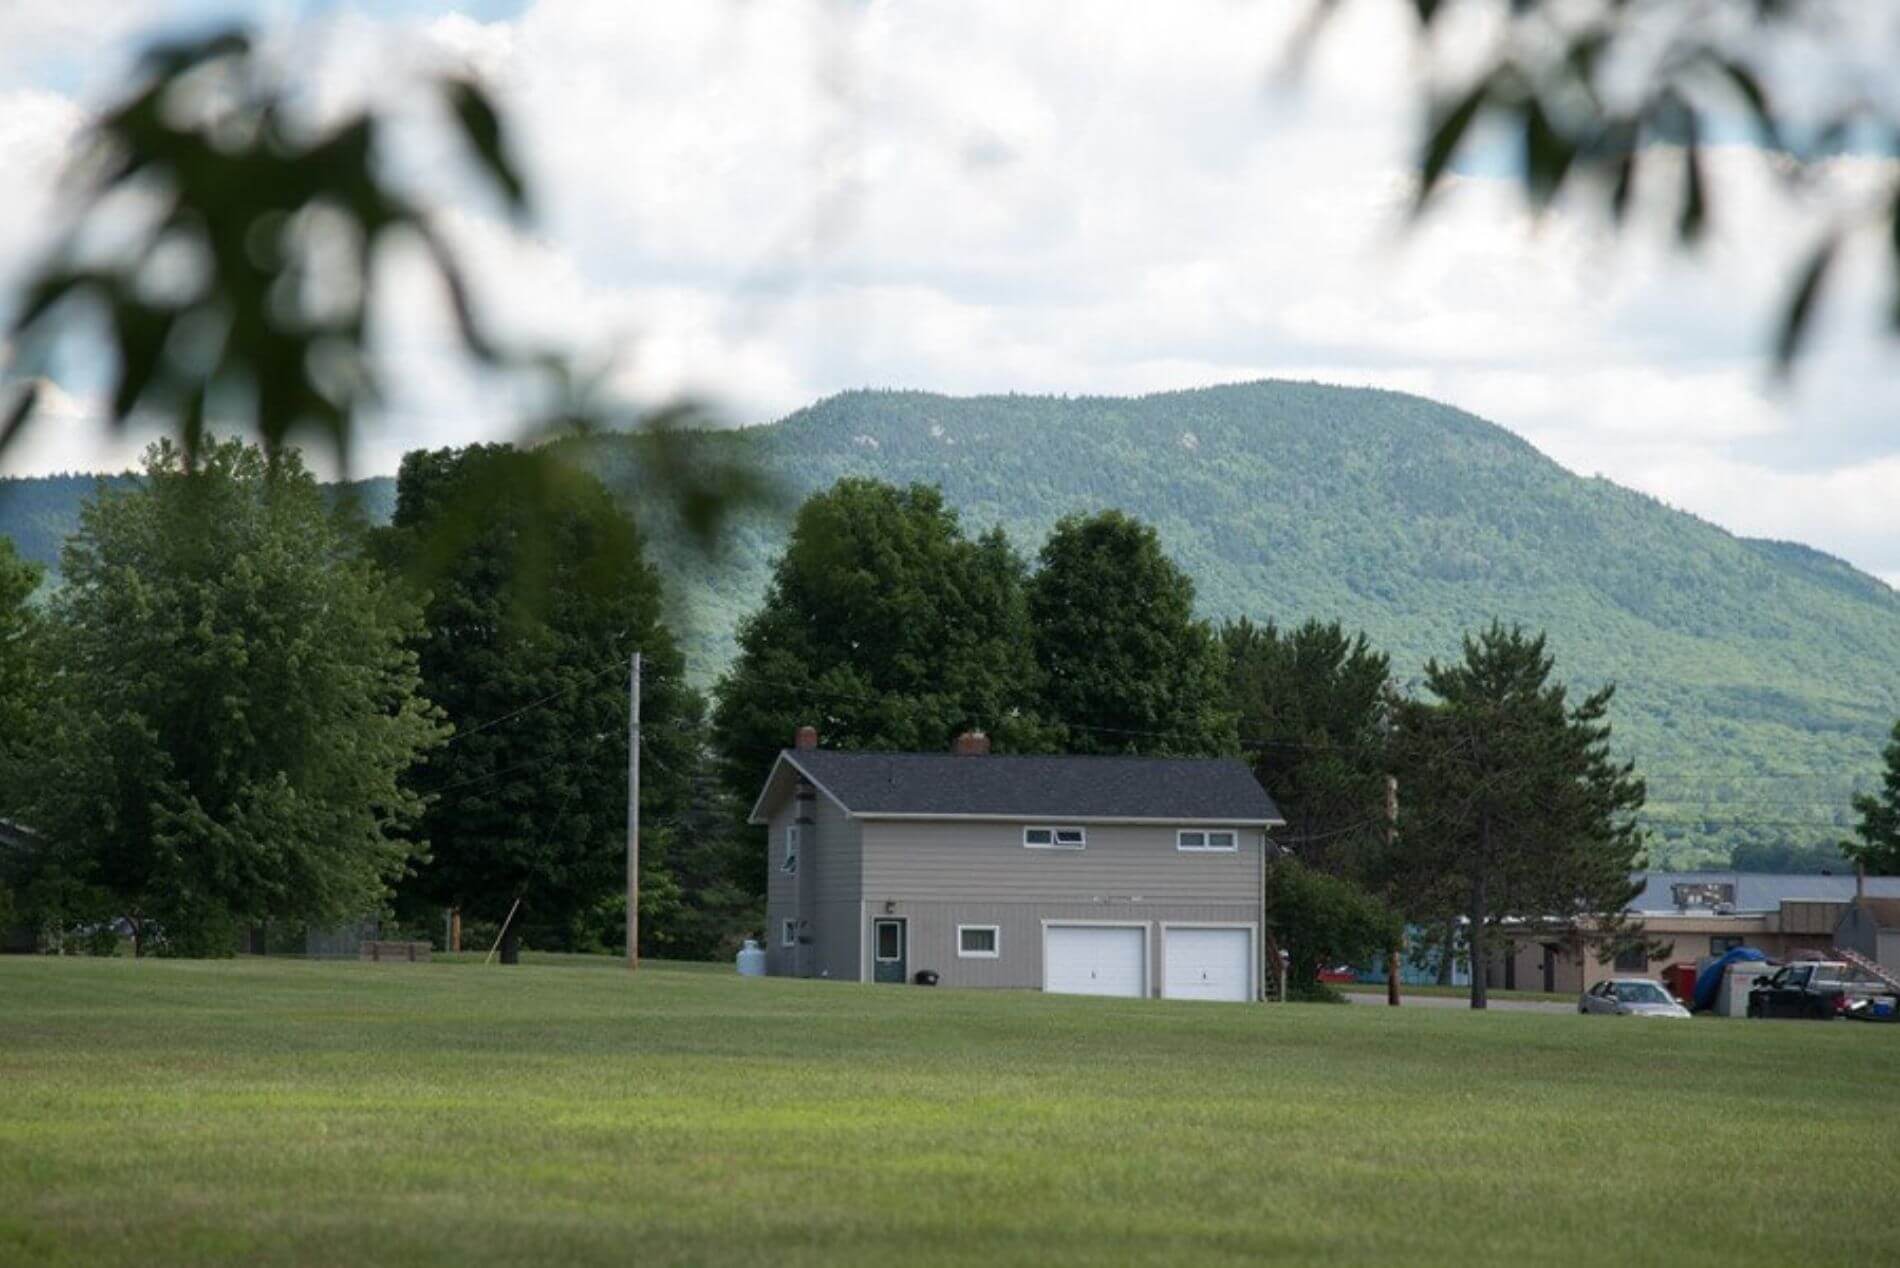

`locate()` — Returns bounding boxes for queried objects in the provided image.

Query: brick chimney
[794,725,819,751]
[952,729,990,756]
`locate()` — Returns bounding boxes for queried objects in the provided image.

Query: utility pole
[1386,774,1401,1007]
[627,650,641,972]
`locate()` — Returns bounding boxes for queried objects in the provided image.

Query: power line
[440,655,630,746]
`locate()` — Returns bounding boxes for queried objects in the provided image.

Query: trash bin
[913,970,939,986]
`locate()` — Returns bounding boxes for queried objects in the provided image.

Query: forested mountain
[6,380,1897,867]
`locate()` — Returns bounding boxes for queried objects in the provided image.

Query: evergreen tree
[1029,510,1234,756]
[1388,624,1648,1008]
[1844,720,1900,874]
[713,478,1049,816]
[0,537,42,929]
[1223,617,1390,872]
[382,444,694,963]
[15,441,445,955]
[0,537,40,796]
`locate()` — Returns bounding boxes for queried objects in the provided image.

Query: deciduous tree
[1264,860,1401,1000]
[713,478,1050,815]
[1030,510,1234,756]
[17,440,445,954]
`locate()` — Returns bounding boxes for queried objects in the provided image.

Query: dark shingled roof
[782,749,1282,823]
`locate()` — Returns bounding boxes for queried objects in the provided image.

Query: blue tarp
[1693,946,1770,1012]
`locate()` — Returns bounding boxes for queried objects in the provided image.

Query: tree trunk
[130,916,143,960]
[1469,866,1489,1011]
[1436,919,1456,986]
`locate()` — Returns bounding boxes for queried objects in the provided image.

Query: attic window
[781,824,800,874]
[1024,826,1085,849]
[1178,829,1238,852]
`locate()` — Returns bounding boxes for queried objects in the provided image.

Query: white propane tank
[735,938,767,977]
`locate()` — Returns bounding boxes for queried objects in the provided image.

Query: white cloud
[1,0,1898,580]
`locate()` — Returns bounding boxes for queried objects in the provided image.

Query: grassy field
[3,956,1896,1267]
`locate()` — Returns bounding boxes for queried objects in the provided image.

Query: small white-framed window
[1177,829,1238,852]
[781,823,800,874]
[957,925,1000,958]
[780,918,797,948]
[1024,825,1085,849]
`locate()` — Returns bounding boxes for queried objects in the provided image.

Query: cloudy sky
[3,0,1898,583]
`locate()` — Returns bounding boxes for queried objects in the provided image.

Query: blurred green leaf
[1677,131,1706,244]
[1714,57,1780,151]
[1523,97,1575,208]
[1775,232,1838,373]
[0,383,38,454]
[1417,80,1489,212]
[442,77,527,217]
[1890,191,1900,330]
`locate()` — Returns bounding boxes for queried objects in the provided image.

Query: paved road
[1343,990,1575,1015]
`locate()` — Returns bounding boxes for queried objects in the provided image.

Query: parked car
[1746,961,1895,1020]
[1578,978,1692,1018]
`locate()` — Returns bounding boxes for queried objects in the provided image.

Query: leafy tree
[1029,510,1235,756]
[1843,720,1900,875]
[713,478,1050,817]
[1223,617,1391,871]
[383,444,695,963]
[1387,623,1648,1008]
[15,440,445,955]
[1263,860,1401,1001]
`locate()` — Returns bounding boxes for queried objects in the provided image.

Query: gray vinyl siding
[860,819,1266,904]
[764,798,797,976]
[882,899,1261,992]
[764,788,862,980]
[806,794,862,980]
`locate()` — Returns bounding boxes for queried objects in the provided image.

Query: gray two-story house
[749,728,1283,1001]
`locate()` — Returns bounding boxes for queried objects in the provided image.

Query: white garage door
[1163,927,1252,1002]
[1044,924,1147,998]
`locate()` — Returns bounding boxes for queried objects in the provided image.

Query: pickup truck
[1746,961,1896,1020]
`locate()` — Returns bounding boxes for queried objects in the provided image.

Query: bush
[1265,861,1399,997]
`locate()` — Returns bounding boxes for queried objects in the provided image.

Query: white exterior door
[1044,924,1147,998]
[1162,926,1252,1002]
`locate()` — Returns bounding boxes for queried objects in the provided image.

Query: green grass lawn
[3,957,1895,1266]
